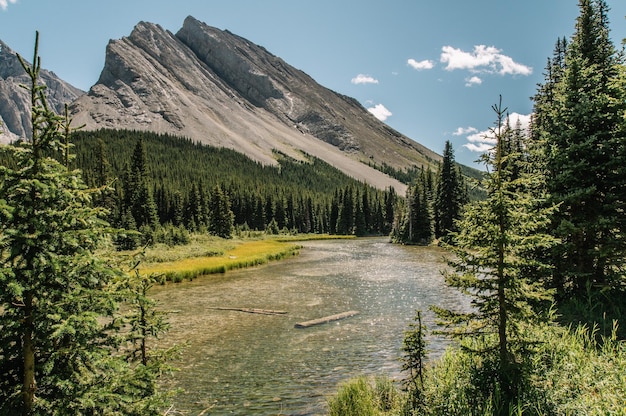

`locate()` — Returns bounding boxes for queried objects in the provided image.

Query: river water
[151,237,469,415]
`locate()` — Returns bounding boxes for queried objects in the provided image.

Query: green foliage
[416,322,626,416]
[392,142,469,245]
[59,129,396,237]
[531,0,626,300]
[208,184,234,238]
[333,321,626,416]
[327,376,401,416]
[434,141,468,240]
[432,97,558,410]
[401,310,427,412]
[0,33,171,415]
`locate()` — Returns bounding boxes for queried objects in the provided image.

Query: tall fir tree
[432,98,557,410]
[532,0,626,298]
[434,141,467,240]
[125,138,159,231]
[0,33,168,415]
[208,185,235,238]
[392,180,433,245]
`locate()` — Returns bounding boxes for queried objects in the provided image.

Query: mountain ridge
[0,39,84,142]
[2,17,448,193]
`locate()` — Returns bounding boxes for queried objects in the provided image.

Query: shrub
[327,376,401,416]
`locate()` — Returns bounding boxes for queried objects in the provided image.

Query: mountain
[0,40,84,143]
[70,16,443,192]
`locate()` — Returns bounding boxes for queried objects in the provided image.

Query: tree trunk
[22,291,36,416]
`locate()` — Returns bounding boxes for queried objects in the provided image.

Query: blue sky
[2,0,626,168]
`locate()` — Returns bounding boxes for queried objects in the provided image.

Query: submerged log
[294,311,360,328]
[209,307,288,315]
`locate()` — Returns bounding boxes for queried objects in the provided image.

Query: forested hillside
[331,1,626,415]
[68,129,399,241]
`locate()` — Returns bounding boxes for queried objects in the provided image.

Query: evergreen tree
[329,189,340,234]
[434,141,466,240]
[354,192,367,236]
[208,185,234,238]
[532,0,626,298]
[393,181,432,244]
[383,186,397,234]
[402,310,428,410]
[336,186,355,234]
[432,98,557,410]
[0,33,167,415]
[125,138,159,230]
[123,271,171,367]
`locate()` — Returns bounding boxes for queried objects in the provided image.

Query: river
[151,237,469,415]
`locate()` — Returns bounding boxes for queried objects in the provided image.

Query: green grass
[328,376,401,416]
[134,237,301,282]
[328,322,626,416]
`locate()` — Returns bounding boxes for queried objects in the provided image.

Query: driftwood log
[294,311,360,328]
[209,307,288,315]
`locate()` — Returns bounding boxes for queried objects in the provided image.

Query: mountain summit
[0,40,84,142]
[71,17,439,190]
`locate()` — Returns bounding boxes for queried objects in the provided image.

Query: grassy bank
[137,239,300,282]
[328,321,626,416]
[131,233,353,283]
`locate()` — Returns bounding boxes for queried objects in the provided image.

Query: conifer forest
[1,0,626,415]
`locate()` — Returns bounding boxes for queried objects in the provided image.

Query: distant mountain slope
[70,16,442,192]
[0,40,84,143]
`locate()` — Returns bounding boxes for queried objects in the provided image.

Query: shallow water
[151,237,469,415]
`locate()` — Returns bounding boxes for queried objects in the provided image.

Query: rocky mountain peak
[176,16,285,108]
[70,16,441,191]
[0,39,84,142]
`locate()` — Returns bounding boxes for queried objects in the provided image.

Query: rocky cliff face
[0,40,84,143]
[70,16,440,191]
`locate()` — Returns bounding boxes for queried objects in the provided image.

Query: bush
[331,322,626,416]
[327,376,401,416]
[416,322,626,416]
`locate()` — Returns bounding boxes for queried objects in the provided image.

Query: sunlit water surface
[151,237,470,415]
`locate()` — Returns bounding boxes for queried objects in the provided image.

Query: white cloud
[440,45,532,76]
[507,112,532,130]
[368,104,392,121]
[497,54,533,76]
[467,130,497,145]
[465,76,483,87]
[453,126,478,136]
[351,74,379,85]
[464,142,495,153]
[0,0,17,11]
[407,58,434,70]
[461,112,533,153]
[463,128,496,153]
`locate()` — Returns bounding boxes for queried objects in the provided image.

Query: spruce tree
[208,185,234,238]
[125,138,159,230]
[336,186,355,234]
[0,33,168,415]
[532,0,626,297]
[434,141,466,240]
[432,98,557,410]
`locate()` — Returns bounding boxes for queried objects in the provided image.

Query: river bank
[129,233,355,282]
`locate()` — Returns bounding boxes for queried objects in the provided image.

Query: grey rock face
[0,40,84,142]
[70,16,441,191]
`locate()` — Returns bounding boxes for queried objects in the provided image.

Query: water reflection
[151,238,469,415]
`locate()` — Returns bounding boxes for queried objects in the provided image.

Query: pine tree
[432,98,557,409]
[336,186,355,234]
[434,141,466,240]
[402,310,427,410]
[532,0,626,297]
[125,138,159,230]
[209,185,234,238]
[0,33,168,415]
